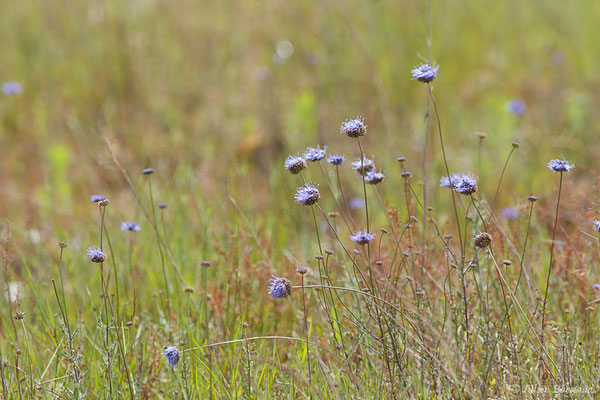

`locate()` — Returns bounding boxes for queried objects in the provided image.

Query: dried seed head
[474,232,492,249]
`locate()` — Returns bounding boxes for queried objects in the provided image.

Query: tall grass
[2,0,600,398]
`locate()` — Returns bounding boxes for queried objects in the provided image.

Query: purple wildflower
[411,64,439,83]
[295,184,320,206]
[340,117,367,138]
[364,169,385,185]
[505,99,526,115]
[352,156,375,175]
[162,346,179,368]
[2,81,22,95]
[303,145,327,162]
[547,159,574,173]
[91,195,106,203]
[350,231,376,245]
[268,276,292,299]
[121,221,141,232]
[284,155,307,174]
[327,155,345,165]
[500,207,519,220]
[87,246,107,263]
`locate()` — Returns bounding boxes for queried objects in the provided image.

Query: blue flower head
[91,195,106,203]
[352,156,375,175]
[295,184,320,206]
[121,221,141,232]
[303,145,327,162]
[440,173,477,195]
[365,169,385,185]
[505,99,526,115]
[327,155,345,166]
[340,117,367,138]
[142,168,154,175]
[162,346,179,368]
[87,246,107,263]
[2,81,23,95]
[593,219,600,233]
[350,231,376,245]
[411,64,439,83]
[284,155,307,175]
[268,276,292,299]
[547,159,574,173]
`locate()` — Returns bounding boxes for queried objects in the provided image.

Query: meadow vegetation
[1,0,600,398]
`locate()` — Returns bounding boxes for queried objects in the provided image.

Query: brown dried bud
[474,232,492,249]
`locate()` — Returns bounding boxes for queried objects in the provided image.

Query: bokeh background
[2,0,599,226]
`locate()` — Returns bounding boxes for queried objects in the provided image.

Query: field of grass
[2,0,600,398]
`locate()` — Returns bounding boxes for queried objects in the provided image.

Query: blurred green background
[1,0,599,243]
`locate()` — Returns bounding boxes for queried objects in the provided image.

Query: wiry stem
[540,172,563,363]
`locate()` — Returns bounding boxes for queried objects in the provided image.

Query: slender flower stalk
[540,168,566,355]
[146,172,170,302]
[297,268,312,387]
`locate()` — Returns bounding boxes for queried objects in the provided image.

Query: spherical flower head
[441,173,477,195]
[121,221,141,232]
[593,219,600,233]
[295,184,320,206]
[268,276,292,299]
[350,231,376,245]
[87,246,107,263]
[411,63,439,83]
[364,169,385,185]
[142,168,155,175]
[327,155,345,166]
[340,117,367,138]
[284,155,307,174]
[474,232,492,249]
[162,346,179,368]
[352,156,375,175]
[91,195,106,203]
[2,81,23,95]
[547,158,574,173]
[505,99,526,115]
[455,174,478,195]
[303,145,327,162]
